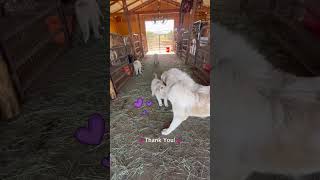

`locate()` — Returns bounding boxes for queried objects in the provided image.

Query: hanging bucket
[203,63,212,73]
[122,65,131,75]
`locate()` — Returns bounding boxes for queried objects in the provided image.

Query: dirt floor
[110,54,210,180]
[0,39,109,180]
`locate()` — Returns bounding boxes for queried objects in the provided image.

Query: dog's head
[160,71,168,84]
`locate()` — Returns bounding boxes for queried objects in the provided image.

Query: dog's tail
[153,73,158,79]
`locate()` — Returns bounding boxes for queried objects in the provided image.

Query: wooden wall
[0,52,20,121]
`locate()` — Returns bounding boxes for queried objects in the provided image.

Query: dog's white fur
[75,0,102,43]
[213,23,320,180]
[151,73,168,107]
[159,68,210,135]
[161,68,201,91]
[133,60,142,75]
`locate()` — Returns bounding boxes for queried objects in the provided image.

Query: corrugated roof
[110,0,210,14]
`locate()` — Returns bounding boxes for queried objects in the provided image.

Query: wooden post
[137,14,144,57]
[110,80,117,99]
[185,0,198,64]
[56,0,72,48]
[122,0,136,57]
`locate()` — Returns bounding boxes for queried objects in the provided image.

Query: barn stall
[0,0,108,179]
[214,0,320,179]
[109,0,210,179]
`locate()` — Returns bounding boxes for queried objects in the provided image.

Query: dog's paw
[164,104,169,107]
[161,128,170,135]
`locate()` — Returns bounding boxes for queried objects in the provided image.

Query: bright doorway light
[145,20,175,55]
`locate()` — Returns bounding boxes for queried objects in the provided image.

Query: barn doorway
[145,19,175,54]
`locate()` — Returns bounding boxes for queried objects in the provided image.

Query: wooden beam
[185,0,198,64]
[131,0,157,12]
[162,0,180,7]
[111,8,180,16]
[122,0,136,56]
[113,0,140,14]
[137,14,144,56]
[111,1,118,6]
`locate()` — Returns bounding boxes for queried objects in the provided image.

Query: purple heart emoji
[134,97,144,108]
[141,109,149,116]
[101,156,110,168]
[74,113,105,145]
[146,100,153,107]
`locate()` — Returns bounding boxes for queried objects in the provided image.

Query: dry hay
[110,54,210,179]
[0,40,108,179]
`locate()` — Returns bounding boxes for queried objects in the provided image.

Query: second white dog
[133,60,142,76]
[151,73,168,107]
[75,0,102,43]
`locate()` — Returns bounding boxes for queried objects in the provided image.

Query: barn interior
[0,0,109,179]
[109,0,211,179]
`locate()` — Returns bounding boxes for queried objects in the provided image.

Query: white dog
[75,0,102,43]
[133,60,142,75]
[161,80,210,135]
[161,68,201,91]
[213,23,320,180]
[151,73,168,107]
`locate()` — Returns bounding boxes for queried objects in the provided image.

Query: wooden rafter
[111,1,118,6]
[131,0,157,12]
[111,8,180,16]
[137,8,180,14]
[161,0,180,7]
[113,0,141,14]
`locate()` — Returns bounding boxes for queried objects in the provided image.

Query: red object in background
[122,65,132,75]
[303,2,320,39]
[166,47,170,53]
[46,16,73,45]
[203,63,212,73]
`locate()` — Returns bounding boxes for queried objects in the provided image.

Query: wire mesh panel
[0,1,70,96]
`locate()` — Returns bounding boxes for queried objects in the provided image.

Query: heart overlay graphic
[101,156,110,168]
[74,113,105,145]
[146,100,153,107]
[134,97,144,108]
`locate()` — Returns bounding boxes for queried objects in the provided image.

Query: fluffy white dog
[160,69,210,135]
[161,80,210,135]
[161,68,201,91]
[133,60,142,75]
[213,23,320,180]
[151,73,168,107]
[75,0,102,43]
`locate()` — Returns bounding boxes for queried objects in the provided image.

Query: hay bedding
[0,39,108,179]
[111,54,210,180]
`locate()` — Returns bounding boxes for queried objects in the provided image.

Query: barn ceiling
[110,0,210,14]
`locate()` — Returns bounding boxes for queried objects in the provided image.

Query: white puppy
[133,60,142,75]
[151,73,168,107]
[161,80,210,135]
[213,23,320,180]
[75,0,102,43]
[161,68,200,91]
